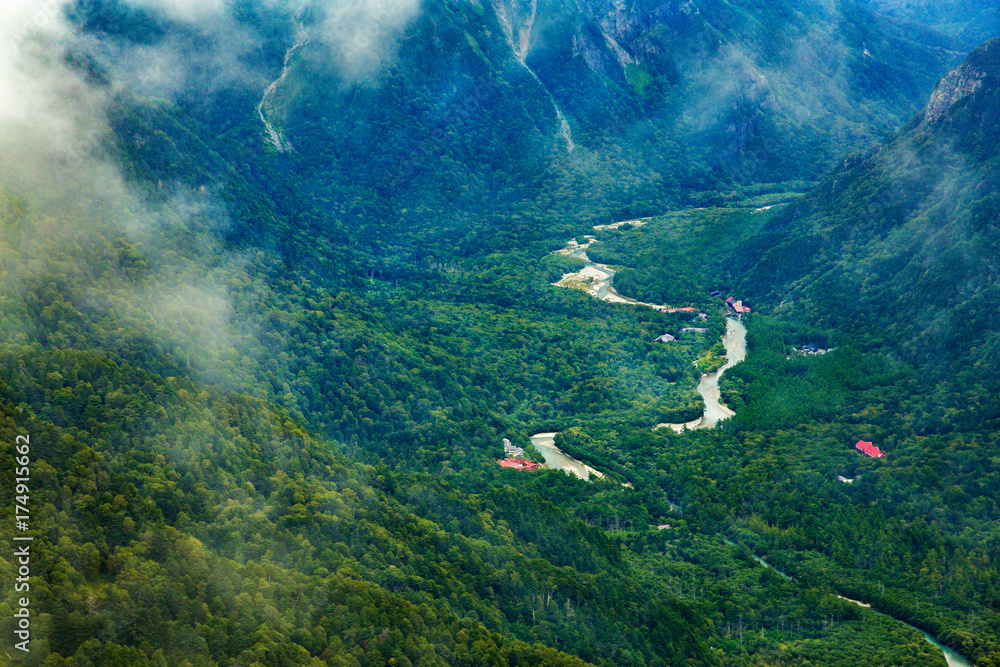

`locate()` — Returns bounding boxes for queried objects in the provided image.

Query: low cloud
[318,0,421,81]
[0,0,252,387]
[73,0,264,102]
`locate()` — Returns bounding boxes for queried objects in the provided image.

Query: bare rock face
[919,36,999,129]
[492,0,538,61]
[579,0,644,68]
[921,64,986,127]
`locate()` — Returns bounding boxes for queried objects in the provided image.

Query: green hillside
[735,37,1000,383]
[858,0,1000,46]
[2,0,1000,665]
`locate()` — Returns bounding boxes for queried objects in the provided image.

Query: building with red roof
[499,457,540,471]
[855,440,885,458]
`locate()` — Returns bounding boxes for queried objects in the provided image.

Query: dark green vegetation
[859,0,1000,47]
[548,39,1000,667]
[2,0,1000,665]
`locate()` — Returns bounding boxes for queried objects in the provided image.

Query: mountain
[858,0,1000,47]
[511,0,967,181]
[69,0,969,240]
[734,37,1000,383]
[4,1,1000,665]
[0,347,719,666]
[264,0,969,218]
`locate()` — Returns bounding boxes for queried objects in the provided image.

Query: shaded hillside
[4,3,1000,665]
[269,0,968,214]
[734,37,1000,381]
[69,0,971,240]
[523,0,967,182]
[859,0,1000,47]
[0,348,714,666]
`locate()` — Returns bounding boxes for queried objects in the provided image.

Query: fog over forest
[1,1,999,666]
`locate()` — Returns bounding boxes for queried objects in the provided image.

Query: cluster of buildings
[503,438,524,457]
[725,296,751,314]
[793,343,834,356]
[655,326,709,343]
[499,458,540,471]
[709,291,751,314]
[498,438,540,472]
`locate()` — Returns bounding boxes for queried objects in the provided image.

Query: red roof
[666,306,699,313]
[855,440,885,458]
[499,458,540,471]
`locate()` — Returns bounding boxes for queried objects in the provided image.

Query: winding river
[656,318,746,432]
[548,230,973,665]
[841,598,973,667]
[539,233,748,479]
[554,234,668,309]
[554,234,748,432]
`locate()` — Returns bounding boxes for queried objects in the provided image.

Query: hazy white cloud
[0,0,251,387]
[72,0,264,101]
[0,0,115,200]
[319,0,420,81]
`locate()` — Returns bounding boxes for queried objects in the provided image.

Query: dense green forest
[1,0,999,665]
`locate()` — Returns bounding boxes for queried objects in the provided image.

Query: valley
[1,1,999,665]
[547,221,974,667]
[656,318,747,432]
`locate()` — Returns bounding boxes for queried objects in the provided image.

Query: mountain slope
[858,0,1000,47]
[211,0,970,227]
[0,348,718,665]
[734,36,1000,383]
[522,0,967,181]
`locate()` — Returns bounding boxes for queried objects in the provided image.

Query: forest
[1,0,1000,665]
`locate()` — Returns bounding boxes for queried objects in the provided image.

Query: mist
[0,0,255,390]
[316,0,421,81]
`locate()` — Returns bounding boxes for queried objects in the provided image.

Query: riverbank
[530,433,605,481]
[549,232,747,432]
[837,597,973,667]
[553,237,672,309]
[656,317,747,432]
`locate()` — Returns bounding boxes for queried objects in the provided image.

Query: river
[529,433,605,481]
[726,540,973,666]
[532,236,664,481]
[540,234,747,479]
[554,236,669,308]
[553,236,748,432]
[838,597,974,667]
[655,317,747,432]
[549,232,972,665]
